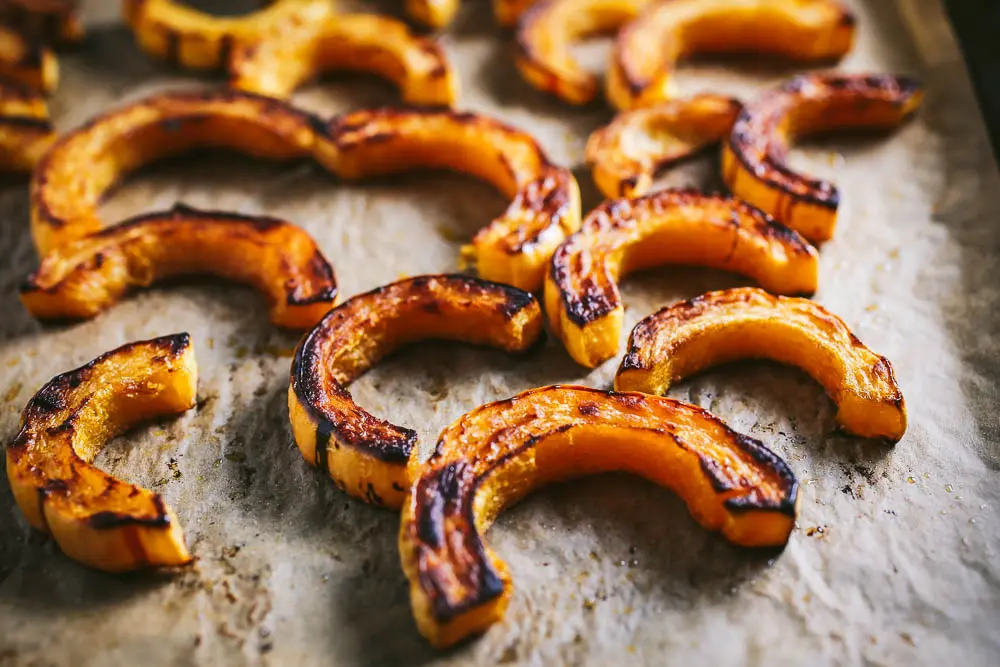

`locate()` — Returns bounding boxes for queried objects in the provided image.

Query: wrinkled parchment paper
[1,0,998,664]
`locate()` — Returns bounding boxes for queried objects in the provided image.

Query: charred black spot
[88,509,170,530]
[577,402,600,417]
[365,482,384,506]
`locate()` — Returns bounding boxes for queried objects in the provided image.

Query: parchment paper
[0,0,997,665]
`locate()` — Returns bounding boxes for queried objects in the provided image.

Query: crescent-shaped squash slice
[515,0,655,105]
[230,13,458,108]
[0,22,57,91]
[586,94,742,199]
[545,189,818,368]
[615,287,907,441]
[607,0,856,110]
[288,275,544,510]
[21,204,338,329]
[328,108,582,292]
[121,0,334,70]
[0,79,53,171]
[400,384,799,647]
[30,88,321,255]
[405,0,458,29]
[0,0,83,45]
[5,333,198,572]
[721,73,923,243]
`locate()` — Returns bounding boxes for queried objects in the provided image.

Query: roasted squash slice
[29,88,321,254]
[0,22,57,91]
[405,0,458,29]
[400,384,798,647]
[586,94,741,198]
[607,0,856,110]
[21,204,338,329]
[6,333,198,572]
[327,108,582,292]
[545,189,817,368]
[288,275,544,510]
[229,13,458,107]
[722,73,923,243]
[616,287,907,441]
[0,0,83,45]
[515,0,656,105]
[121,0,334,70]
[0,79,53,171]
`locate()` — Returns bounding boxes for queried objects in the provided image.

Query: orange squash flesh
[515,0,656,105]
[616,287,907,441]
[29,88,321,255]
[607,0,856,110]
[400,384,799,647]
[0,79,53,171]
[0,22,57,91]
[327,108,582,292]
[586,94,742,199]
[405,0,459,29]
[722,73,923,243]
[545,189,818,368]
[5,333,198,572]
[230,13,458,108]
[288,275,545,510]
[21,204,339,329]
[0,0,83,45]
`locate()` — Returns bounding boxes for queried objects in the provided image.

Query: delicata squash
[229,13,458,107]
[6,334,198,572]
[607,0,856,110]
[30,88,320,254]
[616,287,907,441]
[722,73,923,242]
[21,204,338,329]
[0,21,57,91]
[400,385,799,647]
[288,275,544,510]
[586,94,742,199]
[327,108,582,292]
[405,0,458,29]
[0,0,83,45]
[0,79,53,171]
[545,189,818,368]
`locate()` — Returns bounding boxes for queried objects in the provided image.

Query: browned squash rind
[607,0,856,110]
[0,78,53,171]
[586,94,741,199]
[30,88,321,255]
[21,204,338,329]
[545,188,818,368]
[721,73,923,242]
[288,275,545,510]
[615,287,907,441]
[327,108,582,292]
[0,21,57,91]
[6,333,198,572]
[0,0,83,45]
[400,384,798,647]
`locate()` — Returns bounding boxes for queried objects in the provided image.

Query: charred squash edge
[0,0,84,45]
[0,21,58,91]
[288,274,545,510]
[21,203,339,329]
[615,287,907,441]
[400,384,798,647]
[0,78,53,171]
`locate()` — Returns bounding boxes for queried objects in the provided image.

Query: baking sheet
[1,0,998,665]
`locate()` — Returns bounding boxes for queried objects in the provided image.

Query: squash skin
[0,22,57,91]
[0,79,53,171]
[400,384,799,647]
[29,88,322,255]
[722,73,923,242]
[21,204,338,329]
[515,0,656,105]
[545,189,818,368]
[607,0,856,110]
[5,333,198,572]
[327,108,582,292]
[288,275,545,510]
[586,94,742,199]
[615,287,907,441]
[0,0,83,46]
[229,13,458,108]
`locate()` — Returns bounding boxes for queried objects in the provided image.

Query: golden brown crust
[586,94,741,198]
[0,21,57,91]
[30,88,322,255]
[288,275,545,510]
[5,333,198,572]
[722,73,923,242]
[21,204,338,328]
[616,287,907,441]
[0,0,83,45]
[545,188,818,367]
[327,107,581,291]
[607,0,856,110]
[400,384,799,647]
[0,78,53,171]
